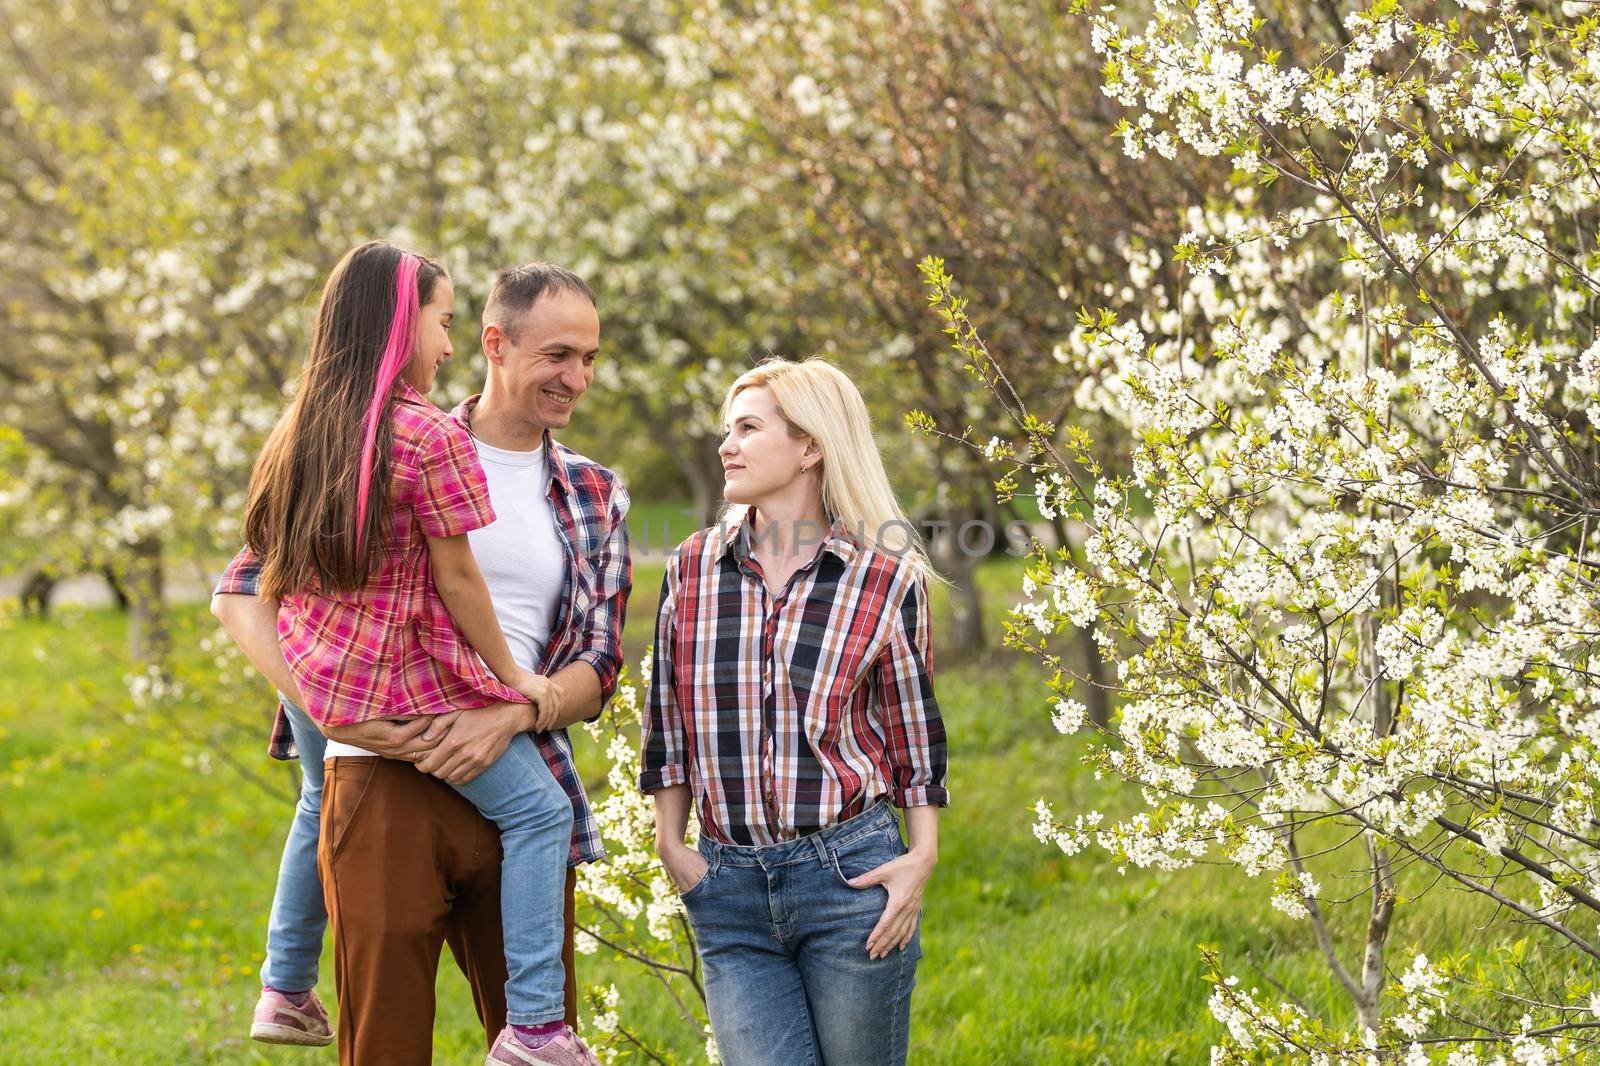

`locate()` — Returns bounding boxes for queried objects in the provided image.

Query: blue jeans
[262,703,573,1025]
[260,699,327,992]
[448,729,574,1025]
[681,801,921,1066]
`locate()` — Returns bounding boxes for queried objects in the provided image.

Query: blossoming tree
[695,0,1207,658]
[927,0,1600,1058]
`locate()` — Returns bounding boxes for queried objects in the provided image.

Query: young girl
[240,240,599,1066]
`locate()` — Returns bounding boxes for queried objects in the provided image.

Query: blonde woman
[640,358,948,1065]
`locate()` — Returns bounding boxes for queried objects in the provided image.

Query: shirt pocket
[802,638,883,741]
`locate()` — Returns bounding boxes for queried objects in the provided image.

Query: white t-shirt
[323,438,567,760]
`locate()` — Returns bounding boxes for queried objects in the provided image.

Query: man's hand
[321,716,437,761]
[414,702,533,785]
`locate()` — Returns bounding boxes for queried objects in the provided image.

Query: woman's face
[402,276,456,395]
[719,386,818,506]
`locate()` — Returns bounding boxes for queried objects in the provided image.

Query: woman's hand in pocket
[848,849,935,960]
[659,841,710,895]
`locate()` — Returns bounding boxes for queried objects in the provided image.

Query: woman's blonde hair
[718,357,941,584]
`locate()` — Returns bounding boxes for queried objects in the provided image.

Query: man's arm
[546,660,602,728]
[210,547,439,760]
[568,480,634,719]
[411,659,600,785]
[210,592,304,706]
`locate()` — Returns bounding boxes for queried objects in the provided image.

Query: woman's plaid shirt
[640,510,949,847]
[214,393,632,866]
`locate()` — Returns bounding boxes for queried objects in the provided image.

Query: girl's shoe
[486,1024,603,1065]
[250,987,334,1046]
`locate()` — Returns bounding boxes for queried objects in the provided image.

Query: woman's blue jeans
[680,801,921,1066]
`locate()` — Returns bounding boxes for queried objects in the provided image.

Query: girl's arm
[426,532,551,716]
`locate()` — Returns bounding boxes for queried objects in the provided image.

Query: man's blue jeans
[260,699,327,992]
[681,801,921,1066]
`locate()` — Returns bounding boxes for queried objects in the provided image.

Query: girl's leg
[448,730,574,1027]
[259,698,329,992]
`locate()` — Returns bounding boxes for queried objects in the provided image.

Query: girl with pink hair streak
[230,240,600,1065]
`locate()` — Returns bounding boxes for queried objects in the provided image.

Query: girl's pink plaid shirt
[276,382,525,727]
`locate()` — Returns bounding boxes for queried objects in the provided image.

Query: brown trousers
[318,756,579,1065]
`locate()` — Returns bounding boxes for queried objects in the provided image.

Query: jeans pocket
[679,868,712,903]
[829,826,902,892]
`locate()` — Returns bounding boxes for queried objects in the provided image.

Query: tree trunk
[1073,626,1112,729]
[941,556,985,653]
[1052,514,1111,728]
[681,451,726,530]
[929,503,987,653]
[21,569,56,617]
[1356,839,1395,1035]
[1353,599,1395,1034]
[653,423,726,530]
[125,536,170,666]
[101,563,131,611]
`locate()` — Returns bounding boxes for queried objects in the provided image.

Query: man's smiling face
[493,289,600,431]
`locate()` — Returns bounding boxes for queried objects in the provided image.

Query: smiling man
[212,262,631,1065]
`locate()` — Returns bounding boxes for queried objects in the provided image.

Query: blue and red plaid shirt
[215,393,632,866]
[640,508,949,847]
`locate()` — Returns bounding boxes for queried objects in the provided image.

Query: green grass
[0,558,1545,1062]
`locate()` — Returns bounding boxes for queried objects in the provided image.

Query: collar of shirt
[452,393,573,496]
[712,504,859,567]
[397,380,433,410]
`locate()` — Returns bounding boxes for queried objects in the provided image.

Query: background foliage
[7,0,1600,1061]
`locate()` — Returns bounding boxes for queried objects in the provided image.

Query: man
[212,263,630,1065]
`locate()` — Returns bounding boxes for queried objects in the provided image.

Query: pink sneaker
[250,987,333,1047]
[485,1025,602,1065]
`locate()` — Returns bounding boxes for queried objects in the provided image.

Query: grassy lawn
[0,555,1536,1062]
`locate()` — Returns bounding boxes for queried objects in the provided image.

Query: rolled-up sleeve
[573,484,632,714]
[874,574,949,808]
[413,421,496,538]
[638,562,688,793]
[214,546,262,596]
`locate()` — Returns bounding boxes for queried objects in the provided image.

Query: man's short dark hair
[484,262,597,340]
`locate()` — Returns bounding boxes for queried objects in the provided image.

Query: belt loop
[809,831,829,869]
[708,840,722,878]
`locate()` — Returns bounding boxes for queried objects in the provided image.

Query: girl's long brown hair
[243,240,447,599]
